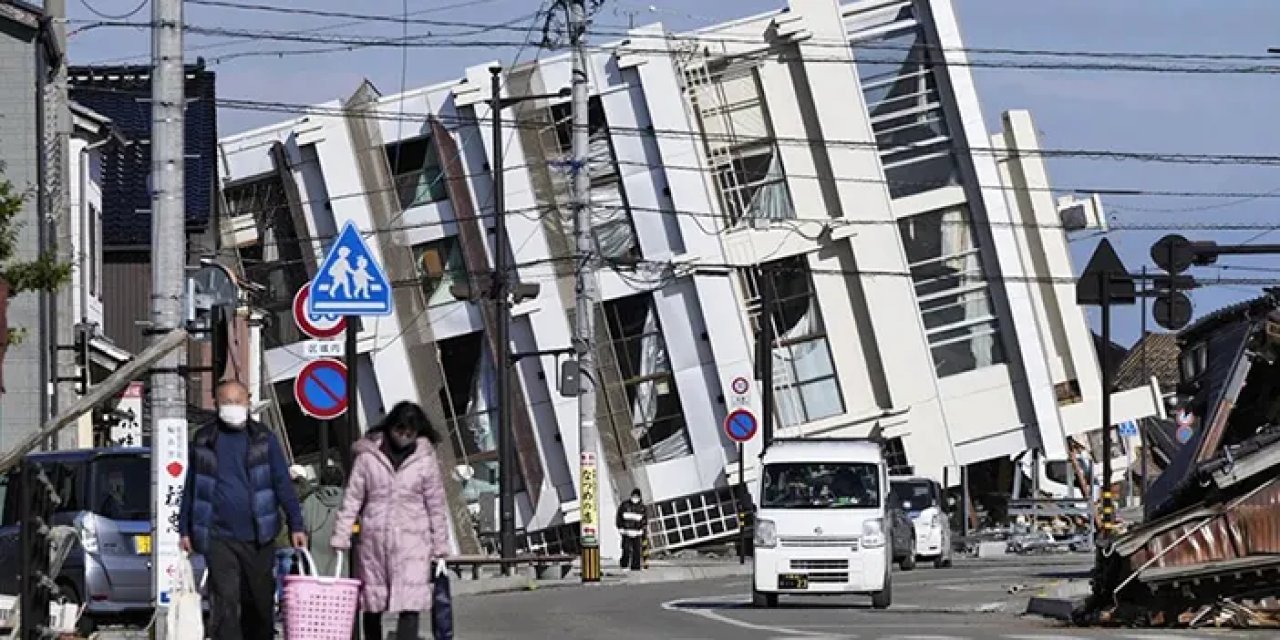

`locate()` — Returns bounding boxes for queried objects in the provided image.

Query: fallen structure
[1085,290,1280,629]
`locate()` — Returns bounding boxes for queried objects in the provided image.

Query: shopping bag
[431,559,453,640]
[166,553,205,640]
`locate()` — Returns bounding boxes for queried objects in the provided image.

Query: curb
[452,563,752,596]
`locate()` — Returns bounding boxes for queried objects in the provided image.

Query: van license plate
[778,573,808,590]
[135,535,152,554]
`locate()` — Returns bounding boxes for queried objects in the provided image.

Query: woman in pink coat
[331,402,451,640]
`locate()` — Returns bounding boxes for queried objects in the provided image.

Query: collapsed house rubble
[1084,290,1280,629]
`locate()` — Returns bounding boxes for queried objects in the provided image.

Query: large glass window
[601,293,691,464]
[386,136,447,209]
[412,236,468,307]
[898,206,1005,377]
[435,332,508,505]
[847,1,960,198]
[739,256,844,427]
[686,61,794,226]
[546,99,640,260]
[90,455,150,521]
[761,463,881,509]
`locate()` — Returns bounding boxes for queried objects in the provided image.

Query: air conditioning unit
[1056,194,1107,232]
[219,212,260,248]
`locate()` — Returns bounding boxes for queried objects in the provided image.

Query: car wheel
[899,549,916,571]
[752,589,777,608]
[870,575,892,609]
[935,553,952,569]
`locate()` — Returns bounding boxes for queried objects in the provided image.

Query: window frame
[385,135,448,210]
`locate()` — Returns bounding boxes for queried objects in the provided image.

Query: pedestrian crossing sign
[307,220,394,317]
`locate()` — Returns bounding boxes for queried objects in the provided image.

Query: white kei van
[751,438,892,609]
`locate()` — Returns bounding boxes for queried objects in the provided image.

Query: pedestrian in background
[303,463,347,578]
[179,380,307,640]
[616,488,647,571]
[331,402,451,640]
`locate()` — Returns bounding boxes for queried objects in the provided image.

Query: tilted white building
[216,0,1141,556]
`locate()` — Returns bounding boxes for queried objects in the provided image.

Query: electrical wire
[78,0,149,21]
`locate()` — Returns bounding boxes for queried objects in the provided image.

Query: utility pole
[149,0,188,633]
[569,0,602,584]
[489,66,517,567]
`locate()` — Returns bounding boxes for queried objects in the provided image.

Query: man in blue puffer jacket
[178,380,307,640]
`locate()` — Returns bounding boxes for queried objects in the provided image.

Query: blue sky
[68,0,1280,346]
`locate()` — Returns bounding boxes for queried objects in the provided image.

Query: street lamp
[452,66,568,568]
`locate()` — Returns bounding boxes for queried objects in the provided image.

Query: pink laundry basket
[283,548,362,640]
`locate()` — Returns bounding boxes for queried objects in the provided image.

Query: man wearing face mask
[178,380,306,640]
[615,488,648,572]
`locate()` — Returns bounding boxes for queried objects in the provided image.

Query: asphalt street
[452,556,1274,639]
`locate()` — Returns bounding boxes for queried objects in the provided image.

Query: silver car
[0,448,206,633]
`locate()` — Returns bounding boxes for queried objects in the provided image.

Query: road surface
[452,556,1271,639]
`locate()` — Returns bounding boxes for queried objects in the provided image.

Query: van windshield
[890,480,936,510]
[761,462,880,509]
[91,455,151,521]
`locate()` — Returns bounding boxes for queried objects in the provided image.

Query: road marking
[661,595,856,638]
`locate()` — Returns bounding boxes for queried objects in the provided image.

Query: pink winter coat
[331,435,450,614]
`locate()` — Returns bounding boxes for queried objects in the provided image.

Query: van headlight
[754,519,777,549]
[77,513,99,554]
[861,518,885,548]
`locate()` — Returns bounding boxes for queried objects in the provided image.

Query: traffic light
[1150,235,1202,330]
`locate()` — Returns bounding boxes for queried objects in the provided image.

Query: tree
[0,163,73,391]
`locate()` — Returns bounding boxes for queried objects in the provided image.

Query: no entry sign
[293,282,347,340]
[295,358,348,419]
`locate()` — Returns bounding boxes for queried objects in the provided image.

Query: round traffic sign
[1151,234,1194,274]
[295,358,348,419]
[724,408,758,443]
[294,283,347,339]
[730,377,750,395]
[1176,424,1194,445]
[1153,291,1193,330]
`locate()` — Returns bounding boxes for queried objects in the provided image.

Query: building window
[686,61,794,226]
[412,236,467,307]
[739,256,844,427]
[847,1,960,199]
[386,136,447,210]
[223,173,313,347]
[884,437,911,476]
[898,205,1005,377]
[601,293,691,464]
[544,98,640,260]
[435,332,525,509]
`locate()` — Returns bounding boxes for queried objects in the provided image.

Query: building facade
[0,0,55,445]
[218,0,1126,555]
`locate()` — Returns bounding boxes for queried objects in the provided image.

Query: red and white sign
[293,282,347,340]
[730,376,750,395]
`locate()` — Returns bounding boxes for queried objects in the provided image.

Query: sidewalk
[449,556,752,596]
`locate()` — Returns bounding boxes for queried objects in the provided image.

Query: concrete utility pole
[568,0,602,583]
[489,66,518,565]
[149,0,188,632]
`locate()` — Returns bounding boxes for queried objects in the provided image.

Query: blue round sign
[295,359,348,419]
[724,408,758,443]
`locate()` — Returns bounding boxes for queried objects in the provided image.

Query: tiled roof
[68,63,217,247]
[1114,332,1180,392]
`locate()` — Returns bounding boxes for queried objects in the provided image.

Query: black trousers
[621,536,643,570]
[206,538,276,640]
[362,611,420,640]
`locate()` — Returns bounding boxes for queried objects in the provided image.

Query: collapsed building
[1090,290,1280,628]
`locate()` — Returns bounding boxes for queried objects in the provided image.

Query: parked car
[0,448,206,633]
[890,475,954,568]
[886,498,917,571]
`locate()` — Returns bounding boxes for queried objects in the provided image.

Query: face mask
[218,404,249,427]
[389,431,415,449]
[630,496,640,504]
